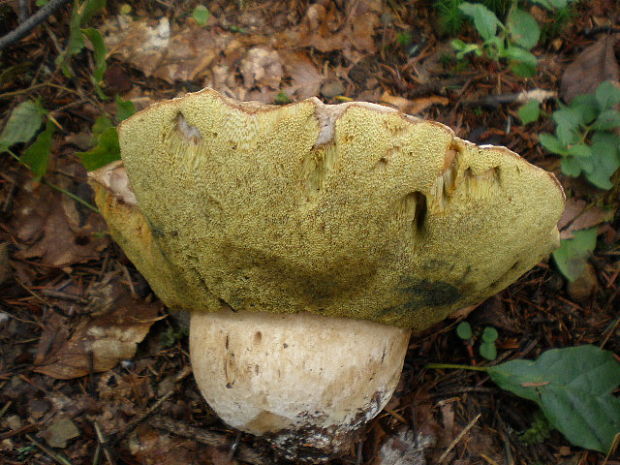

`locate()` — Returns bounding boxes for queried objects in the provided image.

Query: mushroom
[89,88,564,462]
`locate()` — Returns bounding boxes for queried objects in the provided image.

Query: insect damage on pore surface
[176,113,202,143]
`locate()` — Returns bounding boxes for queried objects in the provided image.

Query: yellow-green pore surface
[95,88,565,330]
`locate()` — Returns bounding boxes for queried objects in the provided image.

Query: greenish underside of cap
[91,88,565,331]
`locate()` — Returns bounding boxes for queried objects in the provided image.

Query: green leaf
[538,133,567,154]
[506,9,540,50]
[552,228,597,281]
[570,94,599,124]
[456,321,472,340]
[595,80,620,111]
[0,100,46,152]
[586,132,620,189]
[21,121,55,180]
[459,2,501,41]
[482,327,499,343]
[81,28,107,98]
[553,106,584,146]
[518,100,540,124]
[567,144,591,157]
[592,109,620,131]
[503,46,538,77]
[92,116,114,138]
[487,345,620,453]
[479,341,497,360]
[114,96,136,122]
[560,156,582,176]
[192,4,211,26]
[76,127,121,171]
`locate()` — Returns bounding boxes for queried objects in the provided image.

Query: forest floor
[0,1,618,464]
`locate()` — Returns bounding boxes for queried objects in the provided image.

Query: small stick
[115,365,192,442]
[0,0,71,51]
[93,420,116,465]
[26,434,73,465]
[437,413,482,463]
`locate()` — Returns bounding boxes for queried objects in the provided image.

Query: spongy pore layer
[90,88,565,330]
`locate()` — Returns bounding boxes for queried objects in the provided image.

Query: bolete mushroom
[89,88,564,462]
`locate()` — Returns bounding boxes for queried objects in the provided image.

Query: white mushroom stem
[190,308,411,462]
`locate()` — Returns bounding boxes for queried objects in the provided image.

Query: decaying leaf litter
[0,0,618,464]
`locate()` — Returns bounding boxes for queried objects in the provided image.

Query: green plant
[452,2,540,76]
[538,81,620,190]
[456,321,499,360]
[552,228,597,281]
[0,99,53,180]
[452,0,576,76]
[521,409,553,445]
[435,0,511,35]
[192,4,211,26]
[77,96,136,171]
[517,99,541,124]
[56,0,107,80]
[428,345,620,454]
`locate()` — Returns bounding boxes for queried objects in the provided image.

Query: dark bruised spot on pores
[380,278,461,319]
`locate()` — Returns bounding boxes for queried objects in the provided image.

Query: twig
[0,0,71,51]
[93,420,116,465]
[114,365,192,442]
[150,416,271,465]
[437,413,482,463]
[26,434,74,465]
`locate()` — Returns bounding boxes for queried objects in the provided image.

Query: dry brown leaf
[102,16,233,84]
[11,163,108,267]
[557,198,615,239]
[277,0,384,62]
[239,46,283,90]
[129,425,207,465]
[281,51,324,99]
[380,91,449,115]
[560,35,619,102]
[33,291,161,379]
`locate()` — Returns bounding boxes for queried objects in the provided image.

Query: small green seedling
[480,326,498,360]
[192,5,211,26]
[539,81,620,189]
[428,345,620,454]
[456,322,498,360]
[521,410,553,445]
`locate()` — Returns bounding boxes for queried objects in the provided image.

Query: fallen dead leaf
[128,425,208,465]
[380,91,449,115]
[277,0,384,63]
[560,34,619,102]
[567,262,599,301]
[39,416,80,449]
[102,15,233,84]
[240,46,283,90]
[11,162,108,268]
[557,198,615,239]
[281,51,324,99]
[33,285,161,379]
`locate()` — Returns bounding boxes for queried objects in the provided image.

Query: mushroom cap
[91,88,564,330]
